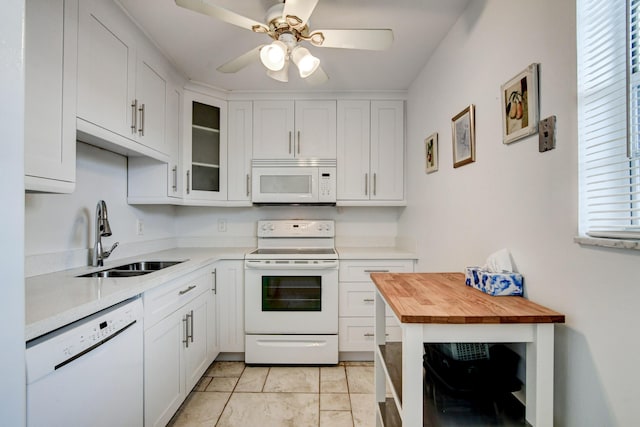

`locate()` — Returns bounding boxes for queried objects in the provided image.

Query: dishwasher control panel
[26,297,143,384]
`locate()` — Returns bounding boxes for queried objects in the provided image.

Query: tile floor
[168,361,377,427]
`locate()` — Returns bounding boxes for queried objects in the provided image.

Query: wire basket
[436,343,490,361]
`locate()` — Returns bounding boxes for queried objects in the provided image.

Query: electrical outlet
[136,219,144,236]
[539,116,556,152]
[217,219,227,232]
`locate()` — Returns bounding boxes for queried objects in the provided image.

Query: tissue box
[464,267,523,296]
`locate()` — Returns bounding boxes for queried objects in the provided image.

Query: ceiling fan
[175,0,394,84]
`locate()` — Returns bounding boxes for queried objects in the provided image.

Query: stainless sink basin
[77,260,185,278]
[112,261,183,271]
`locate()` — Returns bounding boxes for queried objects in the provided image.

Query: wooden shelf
[192,124,219,133]
[378,342,403,403]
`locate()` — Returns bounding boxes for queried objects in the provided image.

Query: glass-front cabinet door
[183,90,227,200]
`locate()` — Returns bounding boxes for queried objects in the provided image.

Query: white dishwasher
[26,297,143,427]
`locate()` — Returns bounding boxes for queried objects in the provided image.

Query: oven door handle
[245,260,339,269]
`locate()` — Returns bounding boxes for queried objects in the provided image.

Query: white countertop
[25,245,416,341]
[25,247,251,341]
[336,246,417,260]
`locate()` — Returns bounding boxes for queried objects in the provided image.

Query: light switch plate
[539,116,556,152]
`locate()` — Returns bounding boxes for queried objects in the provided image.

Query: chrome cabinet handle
[363,333,389,338]
[212,269,217,294]
[189,310,194,343]
[183,314,189,348]
[364,269,389,273]
[179,285,196,295]
[373,173,377,196]
[288,131,292,154]
[365,173,368,196]
[246,174,250,197]
[297,131,301,154]
[363,298,375,303]
[130,99,137,133]
[172,166,177,192]
[138,103,145,136]
[186,170,190,194]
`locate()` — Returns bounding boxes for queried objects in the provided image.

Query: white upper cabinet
[253,100,336,159]
[337,100,405,205]
[183,90,227,201]
[76,0,168,160]
[227,101,253,202]
[24,0,77,193]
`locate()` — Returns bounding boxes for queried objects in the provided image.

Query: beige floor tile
[320,393,351,411]
[346,365,375,394]
[193,376,212,392]
[263,366,320,393]
[320,410,354,427]
[320,365,348,393]
[350,394,376,427]
[205,361,245,378]
[169,391,230,427]
[205,376,238,392]
[217,392,319,427]
[235,366,269,392]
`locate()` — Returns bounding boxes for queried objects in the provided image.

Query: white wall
[0,0,26,423]
[401,0,640,425]
[25,142,177,275]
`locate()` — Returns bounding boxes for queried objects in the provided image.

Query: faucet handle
[103,242,119,259]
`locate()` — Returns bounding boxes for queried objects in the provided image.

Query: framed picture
[451,105,476,168]
[425,133,438,173]
[501,63,539,144]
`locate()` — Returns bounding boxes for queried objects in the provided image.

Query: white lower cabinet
[143,266,217,427]
[338,260,414,354]
[215,260,245,353]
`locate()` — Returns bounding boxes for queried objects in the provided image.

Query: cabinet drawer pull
[186,170,190,194]
[183,314,189,348]
[373,173,377,196]
[212,269,217,294]
[364,269,389,273]
[364,173,368,196]
[130,99,137,133]
[288,131,292,154]
[189,309,194,343]
[179,285,196,295]
[363,333,389,338]
[246,174,250,197]
[363,298,375,303]
[297,130,301,154]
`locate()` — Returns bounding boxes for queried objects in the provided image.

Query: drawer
[339,282,394,317]
[143,265,212,328]
[338,317,401,352]
[339,260,414,282]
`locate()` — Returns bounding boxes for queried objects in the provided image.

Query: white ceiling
[117,0,470,92]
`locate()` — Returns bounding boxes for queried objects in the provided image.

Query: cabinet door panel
[337,100,370,200]
[184,292,210,392]
[252,100,294,159]
[144,311,184,427]
[216,261,245,353]
[77,0,135,138]
[295,100,337,158]
[136,57,167,154]
[370,101,404,201]
[227,101,253,201]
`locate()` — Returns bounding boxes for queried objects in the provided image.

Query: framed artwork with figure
[425,132,438,173]
[452,105,475,168]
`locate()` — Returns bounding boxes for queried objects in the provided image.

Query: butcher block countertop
[370,272,565,324]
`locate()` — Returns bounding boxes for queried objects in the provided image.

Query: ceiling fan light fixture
[260,40,287,71]
[291,46,320,78]
[267,57,290,82]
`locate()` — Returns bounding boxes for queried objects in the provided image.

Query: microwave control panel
[318,167,336,202]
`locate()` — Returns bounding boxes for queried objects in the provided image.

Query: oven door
[244,260,338,334]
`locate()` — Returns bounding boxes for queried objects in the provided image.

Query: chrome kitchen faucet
[92,200,119,267]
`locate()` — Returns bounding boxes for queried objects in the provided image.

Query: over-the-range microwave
[251,159,337,205]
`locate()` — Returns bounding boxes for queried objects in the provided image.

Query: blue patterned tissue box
[465,267,523,296]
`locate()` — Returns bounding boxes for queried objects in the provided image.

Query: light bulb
[291,46,320,78]
[260,41,287,71]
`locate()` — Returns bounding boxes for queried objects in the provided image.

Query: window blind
[578,0,640,238]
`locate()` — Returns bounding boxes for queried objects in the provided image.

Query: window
[578,0,640,238]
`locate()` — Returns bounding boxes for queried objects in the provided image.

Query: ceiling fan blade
[175,0,268,32]
[310,29,393,50]
[282,0,319,28]
[305,65,328,85]
[217,46,263,73]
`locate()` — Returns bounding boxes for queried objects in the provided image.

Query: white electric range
[244,220,339,364]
